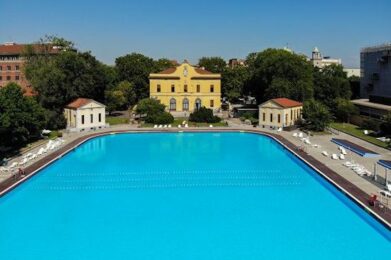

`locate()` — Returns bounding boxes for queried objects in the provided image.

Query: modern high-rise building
[360,43,391,100]
[351,43,391,118]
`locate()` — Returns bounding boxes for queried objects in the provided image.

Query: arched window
[195,98,202,111]
[169,98,176,111]
[183,98,189,111]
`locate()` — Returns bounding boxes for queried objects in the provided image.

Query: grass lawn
[141,117,228,128]
[330,122,389,148]
[106,116,129,125]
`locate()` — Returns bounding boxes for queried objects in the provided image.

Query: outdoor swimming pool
[0,132,390,259]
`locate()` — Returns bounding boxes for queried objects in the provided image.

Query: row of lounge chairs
[343,161,373,177]
[0,138,65,175]
[292,132,321,148]
[322,145,347,160]
[153,123,214,128]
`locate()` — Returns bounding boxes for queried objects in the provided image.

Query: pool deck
[1,123,391,229]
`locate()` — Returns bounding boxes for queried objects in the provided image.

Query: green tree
[105,90,127,115]
[24,44,111,129]
[189,107,221,123]
[135,98,173,124]
[116,81,137,107]
[335,98,358,123]
[0,83,46,147]
[221,66,249,102]
[198,57,226,73]
[115,53,155,100]
[349,75,360,99]
[246,49,313,103]
[105,80,136,114]
[313,64,351,108]
[302,99,332,131]
[135,98,166,116]
[154,58,173,72]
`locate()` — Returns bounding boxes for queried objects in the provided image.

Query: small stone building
[64,98,106,132]
[258,98,303,129]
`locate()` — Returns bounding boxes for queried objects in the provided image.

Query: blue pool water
[0,132,390,259]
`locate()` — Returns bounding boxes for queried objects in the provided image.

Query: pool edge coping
[1,128,390,230]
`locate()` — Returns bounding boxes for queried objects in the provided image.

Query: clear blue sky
[1,0,390,67]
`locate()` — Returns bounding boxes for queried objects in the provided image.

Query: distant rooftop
[0,42,62,55]
[361,43,391,53]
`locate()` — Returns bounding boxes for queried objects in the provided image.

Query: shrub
[146,112,174,124]
[189,107,221,123]
[361,118,380,132]
[380,112,391,135]
[46,110,67,130]
[136,98,165,116]
[242,112,253,120]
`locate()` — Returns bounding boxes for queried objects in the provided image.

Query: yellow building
[259,98,303,129]
[149,61,221,114]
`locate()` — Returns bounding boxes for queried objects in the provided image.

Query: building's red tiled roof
[156,67,177,74]
[194,68,213,74]
[65,98,94,109]
[0,43,60,55]
[272,98,303,108]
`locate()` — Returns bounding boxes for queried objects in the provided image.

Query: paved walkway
[1,122,390,227]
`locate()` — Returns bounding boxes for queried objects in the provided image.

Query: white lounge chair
[46,140,54,147]
[363,130,369,135]
[364,169,373,176]
[8,162,17,169]
[339,154,345,160]
[322,151,329,157]
[154,125,158,128]
[343,161,353,167]
[380,183,391,197]
[168,125,172,128]
[163,125,167,128]
[209,125,213,128]
[331,154,339,160]
[178,125,182,128]
[23,153,33,159]
[0,167,9,173]
[37,148,45,156]
[293,133,298,137]
[18,158,28,166]
[184,124,189,128]
[304,139,311,145]
[298,133,303,138]
[182,121,186,125]
[158,125,163,128]
[341,149,347,155]
[277,127,282,132]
